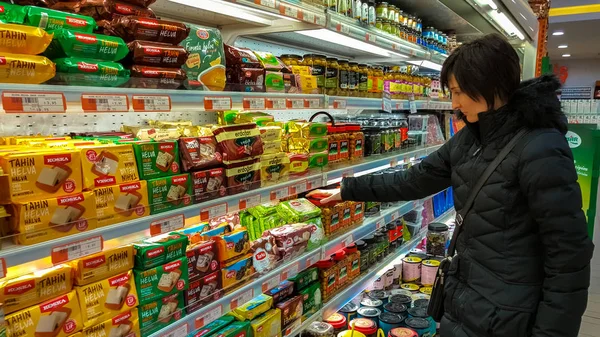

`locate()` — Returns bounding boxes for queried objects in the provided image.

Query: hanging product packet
[53,58,130,87]
[46,29,129,62]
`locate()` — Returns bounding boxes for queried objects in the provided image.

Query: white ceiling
[547,0,600,61]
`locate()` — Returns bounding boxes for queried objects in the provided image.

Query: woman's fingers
[320,191,342,204]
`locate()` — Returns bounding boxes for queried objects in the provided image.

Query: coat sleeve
[340,133,454,202]
[519,131,594,337]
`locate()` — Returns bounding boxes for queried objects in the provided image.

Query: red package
[213,124,264,162]
[179,136,222,172]
[108,16,190,44]
[128,40,189,68]
[187,240,219,281]
[118,0,156,7]
[223,159,260,195]
[224,44,261,68]
[129,65,186,89]
[191,168,226,204]
[184,271,223,314]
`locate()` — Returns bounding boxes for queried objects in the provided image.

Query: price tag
[303,11,315,24]
[366,33,376,42]
[270,186,289,201]
[375,219,384,230]
[255,0,275,8]
[243,97,266,110]
[230,288,254,310]
[51,236,103,264]
[200,203,228,221]
[333,100,347,109]
[132,95,171,112]
[304,98,320,108]
[342,169,354,178]
[261,275,281,292]
[0,258,6,279]
[306,252,321,267]
[409,100,417,114]
[150,214,184,236]
[314,15,326,26]
[266,98,287,109]
[336,23,350,34]
[281,263,299,280]
[390,158,398,167]
[204,96,232,111]
[81,94,129,112]
[391,211,400,221]
[382,96,393,113]
[2,92,66,113]
[409,50,416,57]
[307,176,323,190]
[289,180,307,195]
[287,98,304,109]
[342,234,354,247]
[281,5,302,19]
[396,101,406,110]
[161,323,188,337]
[239,194,261,210]
[195,305,223,329]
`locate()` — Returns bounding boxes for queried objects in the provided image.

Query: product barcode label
[376,219,384,230]
[303,11,315,24]
[266,98,286,109]
[0,258,6,279]
[391,211,400,221]
[304,98,320,108]
[281,5,301,19]
[281,262,299,280]
[230,289,254,310]
[333,100,347,109]
[132,95,171,112]
[261,275,281,292]
[286,98,304,109]
[195,305,223,329]
[306,251,321,267]
[289,180,307,195]
[161,323,188,337]
[2,92,66,113]
[366,33,376,42]
[256,0,275,8]
[383,96,393,113]
[336,23,350,34]
[81,94,129,112]
[242,97,266,110]
[200,203,228,221]
[314,14,326,26]
[150,214,185,236]
[51,236,103,264]
[239,194,261,210]
[204,96,232,110]
[270,186,289,201]
[342,234,354,247]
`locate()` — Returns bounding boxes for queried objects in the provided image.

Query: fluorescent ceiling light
[488,10,525,40]
[562,54,571,57]
[558,45,568,49]
[474,0,497,10]
[407,60,442,71]
[171,0,299,24]
[297,29,408,58]
[552,31,564,36]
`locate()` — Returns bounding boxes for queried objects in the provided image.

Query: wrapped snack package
[260,153,290,187]
[276,198,322,223]
[264,280,294,305]
[253,51,286,71]
[15,6,96,32]
[262,140,282,155]
[259,126,282,142]
[287,121,328,138]
[191,168,226,204]
[128,65,186,89]
[224,44,261,68]
[265,71,285,93]
[251,235,279,273]
[180,24,225,91]
[127,40,189,68]
[224,159,260,195]
[234,112,274,126]
[118,0,157,6]
[230,294,273,321]
[213,124,263,161]
[305,217,327,250]
[0,53,55,84]
[221,254,254,288]
[226,67,264,92]
[0,2,24,24]
[212,229,250,262]
[268,223,313,250]
[91,0,156,20]
[54,58,130,87]
[288,153,309,175]
[46,29,129,61]
[251,309,282,337]
[179,136,222,172]
[247,202,278,218]
[288,137,328,154]
[0,23,53,55]
[107,16,190,44]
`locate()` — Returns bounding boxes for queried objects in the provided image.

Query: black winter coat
[341,75,594,337]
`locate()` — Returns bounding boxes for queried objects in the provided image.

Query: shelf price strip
[150,214,185,236]
[280,4,302,20]
[200,203,228,221]
[51,235,104,264]
[255,0,275,8]
[81,94,129,112]
[204,96,232,111]
[307,176,322,190]
[304,98,320,108]
[239,194,261,210]
[289,180,307,195]
[230,288,254,310]
[286,98,304,109]
[195,305,223,329]
[243,97,266,110]
[281,262,299,280]
[266,97,286,109]
[132,95,171,112]
[161,323,188,337]
[2,92,66,113]
[270,186,289,201]
[262,275,281,292]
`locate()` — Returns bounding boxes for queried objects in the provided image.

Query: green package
[213,321,251,337]
[305,217,327,250]
[265,71,285,93]
[180,24,225,91]
[300,282,323,317]
[259,213,284,233]
[46,29,128,61]
[247,202,278,218]
[0,2,24,23]
[134,256,189,305]
[288,267,318,291]
[147,173,192,215]
[139,292,186,336]
[53,58,130,87]
[134,232,188,270]
[133,141,181,180]
[308,151,329,168]
[190,315,235,337]
[276,198,322,223]
[12,6,96,32]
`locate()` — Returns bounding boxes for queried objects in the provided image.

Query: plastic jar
[368,289,388,304]
[326,57,339,95]
[372,275,385,291]
[382,19,392,34]
[378,312,403,337]
[356,240,370,272]
[427,222,448,256]
[338,60,350,96]
[332,250,349,288]
[404,318,429,336]
[384,269,395,290]
[363,127,382,156]
[350,317,378,337]
[348,62,359,95]
[304,322,335,337]
[281,54,302,67]
[344,243,361,280]
[373,231,387,261]
[400,283,420,293]
[304,54,327,92]
[402,256,422,282]
[392,263,402,283]
[400,120,409,148]
[413,299,429,308]
[420,260,440,286]
[337,125,350,162]
[316,258,338,302]
[390,22,398,37]
[325,313,348,335]
[383,302,408,316]
[327,125,341,163]
[361,297,383,310]
[339,302,359,322]
[389,327,418,337]
[347,124,364,160]
[376,1,388,19]
[388,294,412,307]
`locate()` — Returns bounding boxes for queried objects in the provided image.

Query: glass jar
[388,4,396,22]
[348,62,359,96]
[382,19,391,34]
[361,1,369,24]
[303,54,327,93]
[368,0,376,26]
[353,0,362,20]
[355,239,370,272]
[375,1,388,19]
[375,66,384,97]
[338,59,350,96]
[426,222,448,256]
[338,125,350,161]
[316,258,338,301]
[347,124,364,160]
[344,243,361,280]
[280,54,302,66]
[398,10,405,27]
[338,0,348,15]
[363,127,381,156]
[375,18,383,30]
[326,0,336,11]
[358,64,369,97]
[390,22,398,37]
[407,15,413,32]
[325,57,339,96]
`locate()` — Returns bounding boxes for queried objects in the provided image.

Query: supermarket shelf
[326,96,452,111]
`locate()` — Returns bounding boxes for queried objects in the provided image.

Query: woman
[310,34,593,337]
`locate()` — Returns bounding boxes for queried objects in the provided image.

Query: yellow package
[260,153,289,187]
[76,270,139,328]
[0,53,55,84]
[81,309,140,337]
[0,23,53,55]
[5,290,83,337]
[71,246,134,286]
[263,140,282,155]
[9,136,71,146]
[121,126,180,141]
[147,120,193,128]
[290,65,310,76]
[78,144,139,190]
[26,140,99,149]
[93,181,150,228]
[251,308,281,337]
[298,75,318,94]
[0,149,83,203]
[0,265,74,315]
[9,191,97,245]
[259,126,282,142]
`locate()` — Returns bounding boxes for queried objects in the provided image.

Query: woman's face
[449,75,489,123]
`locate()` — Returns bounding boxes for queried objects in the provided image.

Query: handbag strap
[446,129,528,257]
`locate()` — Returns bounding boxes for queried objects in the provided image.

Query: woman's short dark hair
[441,34,521,109]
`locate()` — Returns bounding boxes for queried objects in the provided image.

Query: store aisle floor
[580,231,600,337]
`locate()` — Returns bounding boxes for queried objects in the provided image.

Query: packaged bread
[0,53,55,84]
[0,23,53,55]
[93,181,150,228]
[71,246,134,286]
[80,309,140,337]
[45,29,129,62]
[79,144,139,190]
[4,290,82,337]
[133,257,189,305]
[9,191,97,245]
[0,149,82,203]
[75,270,139,327]
[0,265,73,315]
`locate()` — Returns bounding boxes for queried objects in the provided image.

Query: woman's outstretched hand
[306,189,342,204]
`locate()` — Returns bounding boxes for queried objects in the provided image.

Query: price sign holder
[150,214,185,236]
[289,180,307,195]
[307,176,323,190]
[2,92,66,113]
[281,263,299,280]
[333,100,347,109]
[262,275,281,292]
[304,98,320,108]
[266,98,286,109]
[335,23,350,34]
[161,323,188,337]
[376,219,384,229]
[239,194,261,210]
[270,186,289,201]
[230,289,254,310]
[382,93,392,113]
[286,98,304,109]
[242,97,266,110]
[200,203,228,221]
[255,0,276,8]
[51,236,104,265]
[342,234,354,247]
[391,211,400,221]
[132,95,171,112]
[306,252,321,267]
[81,94,129,112]
[280,4,302,19]
[408,94,417,114]
[195,305,223,329]
[204,96,232,111]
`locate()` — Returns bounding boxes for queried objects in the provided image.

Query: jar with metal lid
[398,10,405,27]
[353,0,362,20]
[375,18,383,30]
[363,234,378,265]
[280,54,302,66]
[379,312,403,337]
[338,60,350,96]
[426,222,448,256]
[374,66,384,97]
[387,4,396,22]
[373,231,387,261]
[347,124,364,160]
[355,239,370,272]
[325,313,347,335]
[360,297,383,310]
[375,1,388,19]
[358,64,369,97]
[361,0,369,23]
[326,57,339,96]
[325,0,336,11]
[390,22,398,37]
[389,328,418,337]
[363,127,381,156]
[386,222,398,250]
[405,317,429,336]
[348,62,359,95]
[382,19,391,34]
[304,54,327,93]
[344,243,361,280]
[389,294,412,307]
[338,0,348,15]
[368,289,388,303]
[304,322,335,337]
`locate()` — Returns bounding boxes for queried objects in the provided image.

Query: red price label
[306,252,321,267]
[230,289,254,310]
[281,263,299,280]
[150,214,184,236]
[289,180,307,195]
[204,96,232,111]
[242,97,266,110]
[200,203,228,221]
[132,95,171,112]
[307,177,323,190]
[266,98,287,109]
[391,211,400,221]
[286,98,304,109]
[2,92,66,113]
[261,275,281,292]
[280,4,303,19]
[270,187,289,201]
[333,100,347,109]
[81,94,129,112]
[239,194,261,210]
[195,305,222,329]
[51,236,103,264]
[304,98,320,108]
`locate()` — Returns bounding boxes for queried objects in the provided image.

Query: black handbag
[427,129,528,321]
